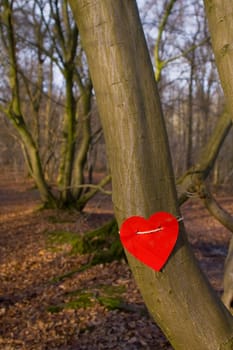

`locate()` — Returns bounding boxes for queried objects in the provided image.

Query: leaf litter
[0,177,232,349]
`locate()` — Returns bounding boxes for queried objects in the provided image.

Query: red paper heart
[119,212,179,271]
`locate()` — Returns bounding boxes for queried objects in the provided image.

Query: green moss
[96,284,126,310]
[47,305,63,313]
[98,296,123,310]
[64,293,94,309]
[47,292,95,313]
[49,267,85,283]
[45,219,123,261]
[47,219,125,283]
[72,219,124,263]
[66,284,126,299]
[46,230,79,250]
[48,284,127,313]
[100,284,126,296]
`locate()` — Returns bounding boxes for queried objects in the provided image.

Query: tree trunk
[204,0,233,314]
[2,0,57,207]
[71,87,92,199]
[186,50,195,169]
[68,1,233,349]
[204,0,233,125]
[58,68,76,203]
[11,120,57,206]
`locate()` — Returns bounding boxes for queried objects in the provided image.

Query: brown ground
[0,175,232,350]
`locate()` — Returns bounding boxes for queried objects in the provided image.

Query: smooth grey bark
[68,1,233,349]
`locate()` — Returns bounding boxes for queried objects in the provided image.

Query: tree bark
[57,67,76,202]
[186,50,195,169]
[71,86,92,200]
[204,0,233,314]
[204,0,233,124]
[68,1,233,349]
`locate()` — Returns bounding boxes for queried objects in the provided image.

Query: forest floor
[0,173,232,350]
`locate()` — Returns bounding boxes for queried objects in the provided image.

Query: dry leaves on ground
[0,177,232,349]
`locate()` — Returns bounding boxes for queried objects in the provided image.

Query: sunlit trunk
[68,0,233,348]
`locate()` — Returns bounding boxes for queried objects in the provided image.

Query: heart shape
[119,212,179,271]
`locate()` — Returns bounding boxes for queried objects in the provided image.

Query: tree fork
[68,0,233,348]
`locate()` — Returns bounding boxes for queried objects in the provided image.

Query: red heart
[119,212,179,271]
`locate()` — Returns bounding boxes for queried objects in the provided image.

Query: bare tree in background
[0,0,109,209]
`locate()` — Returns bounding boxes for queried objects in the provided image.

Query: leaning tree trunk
[204,0,233,312]
[204,0,233,125]
[68,1,233,349]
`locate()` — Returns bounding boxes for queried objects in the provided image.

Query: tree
[140,0,232,183]
[203,0,233,311]
[0,0,109,209]
[0,0,56,206]
[68,0,233,349]
[141,0,233,310]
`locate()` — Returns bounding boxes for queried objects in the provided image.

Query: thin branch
[62,175,112,196]
[199,182,233,232]
[177,110,232,205]
[166,37,210,65]
[154,0,178,81]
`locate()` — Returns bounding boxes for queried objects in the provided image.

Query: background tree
[0,0,109,209]
[139,0,232,182]
[1,1,232,200]
[0,0,56,206]
[68,0,233,349]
